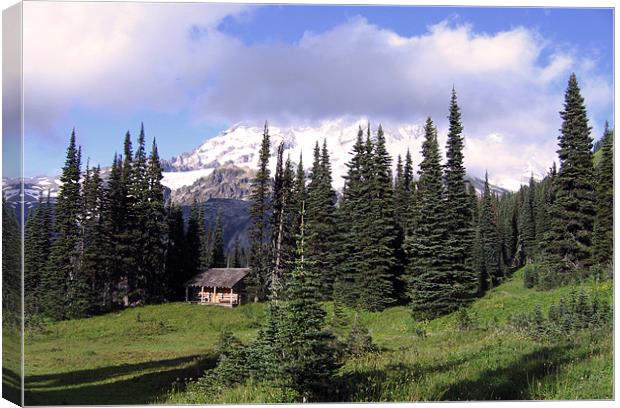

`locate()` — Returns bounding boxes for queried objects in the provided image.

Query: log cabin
[185,268,250,307]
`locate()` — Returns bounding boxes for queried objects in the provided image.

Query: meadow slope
[23,268,612,404]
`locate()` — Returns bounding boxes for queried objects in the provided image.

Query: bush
[523,264,539,288]
[345,314,376,357]
[508,287,612,341]
[456,308,478,331]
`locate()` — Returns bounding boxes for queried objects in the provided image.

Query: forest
[2,73,613,403]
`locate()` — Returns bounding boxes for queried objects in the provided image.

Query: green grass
[24,268,613,404]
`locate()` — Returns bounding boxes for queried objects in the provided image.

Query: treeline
[23,125,245,321]
[245,74,613,319]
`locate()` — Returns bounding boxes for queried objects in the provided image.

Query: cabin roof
[185,268,250,288]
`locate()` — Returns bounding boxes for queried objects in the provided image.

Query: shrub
[456,308,478,331]
[345,314,376,357]
[523,264,539,288]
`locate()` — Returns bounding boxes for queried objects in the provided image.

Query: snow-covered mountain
[162,118,427,191]
[4,118,511,213]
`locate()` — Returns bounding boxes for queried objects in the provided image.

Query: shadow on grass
[440,343,592,401]
[25,354,218,405]
[3,368,22,405]
[334,355,467,402]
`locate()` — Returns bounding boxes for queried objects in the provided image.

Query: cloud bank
[23,3,612,189]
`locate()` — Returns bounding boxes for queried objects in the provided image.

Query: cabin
[185,268,250,307]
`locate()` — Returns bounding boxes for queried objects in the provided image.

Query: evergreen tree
[143,138,167,302]
[360,125,397,310]
[24,192,52,316]
[334,127,368,307]
[247,122,272,301]
[165,203,186,300]
[102,154,126,309]
[443,88,478,305]
[278,204,340,401]
[42,130,84,319]
[592,124,613,265]
[2,196,21,319]
[81,164,107,312]
[545,73,596,278]
[305,140,337,300]
[519,175,537,262]
[293,153,306,235]
[212,212,226,268]
[405,118,453,318]
[186,200,205,280]
[478,172,502,292]
[231,237,244,268]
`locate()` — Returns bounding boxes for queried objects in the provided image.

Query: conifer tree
[186,200,205,279]
[545,73,596,278]
[478,172,502,292]
[247,122,272,301]
[42,130,83,319]
[212,212,226,268]
[305,140,337,299]
[165,203,186,300]
[24,192,52,316]
[278,204,340,402]
[102,154,125,309]
[360,125,397,310]
[592,124,613,265]
[143,138,167,302]
[519,175,537,262]
[2,196,21,318]
[405,118,452,318]
[292,153,306,234]
[231,237,244,268]
[81,164,107,312]
[443,88,478,305]
[335,127,368,306]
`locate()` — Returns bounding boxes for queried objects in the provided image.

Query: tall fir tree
[405,118,453,318]
[305,140,337,300]
[478,172,503,292]
[247,122,272,301]
[592,124,613,265]
[519,175,537,262]
[24,192,52,316]
[186,200,205,280]
[360,125,397,310]
[278,203,340,402]
[443,88,478,305]
[143,138,167,302]
[545,73,596,278]
[42,130,84,319]
[165,203,187,300]
[2,196,21,318]
[212,212,226,268]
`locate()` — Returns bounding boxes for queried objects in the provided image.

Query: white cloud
[23,4,612,188]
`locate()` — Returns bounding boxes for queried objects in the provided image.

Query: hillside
[22,268,612,405]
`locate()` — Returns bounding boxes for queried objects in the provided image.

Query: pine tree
[2,196,21,319]
[143,138,167,302]
[405,118,452,319]
[247,122,272,301]
[24,192,52,316]
[545,73,596,278]
[592,124,613,265]
[443,88,478,305]
[231,237,244,268]
[305,140,337,300]
[186,200,205,280]
[278,203,340,402]
[81,164,107,312]
[478,172,502,292]
[519,175,537,262]
[360,124,397,310]
[212,212,226,268]
[334,127,368,307]
[42,130,83,319]
[102,154,125,309]
[165,203,186,300]
[293,153,306,234]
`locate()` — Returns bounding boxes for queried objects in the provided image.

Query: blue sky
[21,3,613,184]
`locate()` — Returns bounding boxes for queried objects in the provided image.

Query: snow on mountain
[162,118,426,190]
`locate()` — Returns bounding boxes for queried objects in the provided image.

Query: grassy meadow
[23,267,612,404]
